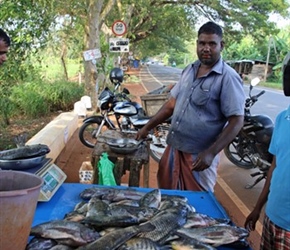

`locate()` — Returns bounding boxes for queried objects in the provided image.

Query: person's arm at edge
[244,157,275,231]
[136,96,175,140]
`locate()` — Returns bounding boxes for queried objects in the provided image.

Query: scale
[25,158,67,202]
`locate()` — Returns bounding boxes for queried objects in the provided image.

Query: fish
[176,225,249,247]
[161,194,188,203]
[79,187,144,202]
[138,205,188,245]
[26,237,57,250]
[86,196,110,217]
[159,199,196,213]
[82,214,141,228]
[183,212,230,228]
[118,237,171,250]
[64,211,85,222]
[49,245,74,250]
[0,144,50,160]
[76,223,154,250]
[102,188,145,202]
[74,201,88,213]
[30,220,100,247]
[79,187,112,200]
[109,204,158,221]
[139,189,161,209]
[170,238,217,250]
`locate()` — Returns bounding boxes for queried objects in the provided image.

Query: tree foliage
[1,0,290,102]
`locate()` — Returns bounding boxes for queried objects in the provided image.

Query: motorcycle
[78,68,170,163]
[224,77,274,189]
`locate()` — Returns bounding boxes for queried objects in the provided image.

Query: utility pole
[264,36,278,81]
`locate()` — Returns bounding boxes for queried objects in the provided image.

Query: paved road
[138,64,290,249]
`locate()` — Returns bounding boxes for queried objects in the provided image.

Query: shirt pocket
[191,86,210,106]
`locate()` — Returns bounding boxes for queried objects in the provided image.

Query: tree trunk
[84,0,104,108]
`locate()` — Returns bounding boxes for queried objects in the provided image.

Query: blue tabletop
[33,183,251,249]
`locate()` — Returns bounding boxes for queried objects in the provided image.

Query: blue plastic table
[33,183,251,249]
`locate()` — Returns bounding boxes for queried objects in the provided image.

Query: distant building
[226,59,275,80]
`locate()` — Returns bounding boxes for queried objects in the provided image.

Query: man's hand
[192,150,215,171]
[244,209,260,231]
[136,127,149,141]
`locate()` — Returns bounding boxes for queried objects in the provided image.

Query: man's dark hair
[198,21,223,38]
[0,28,11,47]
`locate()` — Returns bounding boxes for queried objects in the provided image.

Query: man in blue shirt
[136,21,245,192]
[244,52,290,249]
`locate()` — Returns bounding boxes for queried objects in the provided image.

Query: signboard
[109,38,129,53]
[112,20,127,36]
[83,49,102,61]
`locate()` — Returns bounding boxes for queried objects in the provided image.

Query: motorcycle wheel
[149,124,169,163]
[224,140,254,169]
[79,121,103,148]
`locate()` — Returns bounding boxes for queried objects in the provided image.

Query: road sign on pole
[112,20,127,36]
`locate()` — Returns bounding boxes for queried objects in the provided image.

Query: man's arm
[192,115,244,171]
[136,96,175,140]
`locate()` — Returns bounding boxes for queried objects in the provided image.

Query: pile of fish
[27,187,250,250]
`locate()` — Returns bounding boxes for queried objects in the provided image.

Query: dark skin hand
[191,115,244,171]
[244,157,275,231]
[136,97,175,140]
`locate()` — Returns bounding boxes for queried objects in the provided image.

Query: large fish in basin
[0,144,50,160]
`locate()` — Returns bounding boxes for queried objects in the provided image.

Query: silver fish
[138,205,188,244]
[139,189,161,209]
[26,237,57,250]
[161,194,188,203]
[86,196,110,217]
[50,245,74,250]
[83,214,141,228]
[64,211,85,222]
[0,144,50,160]
[74,201,88,213]
[170,238,217,250]
[30,220,100,247]
[176,225,249,247]
[103,188,145,202]
[118,237,171,250]
[109,204,158,221]
[79,187,112,200]
[76,223,154,250]
[183,212,230,228]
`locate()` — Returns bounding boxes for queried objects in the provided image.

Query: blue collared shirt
[167,58,245,154]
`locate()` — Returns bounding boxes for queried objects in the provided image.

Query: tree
[1,0,289,107]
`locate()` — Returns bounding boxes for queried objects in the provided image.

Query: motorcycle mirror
[251,77,260,87]
[122,88,130,95]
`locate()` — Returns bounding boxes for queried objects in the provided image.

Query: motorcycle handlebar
[256,90,265,98]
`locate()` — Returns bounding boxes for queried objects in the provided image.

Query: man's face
[196,33,224,67]
[0,40,9,66]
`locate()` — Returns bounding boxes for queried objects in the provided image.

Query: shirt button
[176,121,179,124]
[171,131,174,134]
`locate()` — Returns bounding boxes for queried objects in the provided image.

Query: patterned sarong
[157,145,203,191]
[260,215,290,250]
